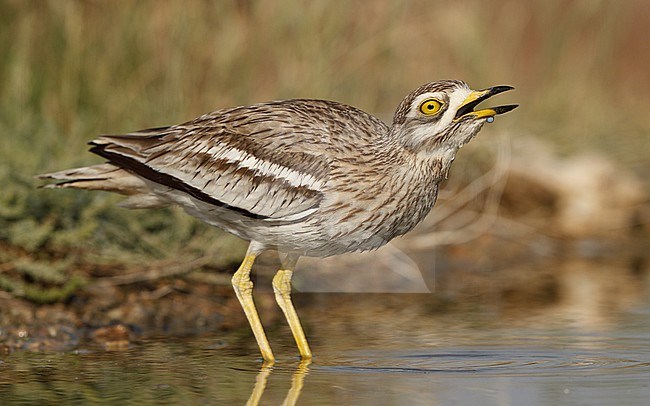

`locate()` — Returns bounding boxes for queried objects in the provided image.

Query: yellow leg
[232,244,275,363]
[272,255,312,360]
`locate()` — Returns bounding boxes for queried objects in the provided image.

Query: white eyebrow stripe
[441,88,473,124]
[409,88,475,136]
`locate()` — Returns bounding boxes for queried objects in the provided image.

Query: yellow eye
[419,98,443,115]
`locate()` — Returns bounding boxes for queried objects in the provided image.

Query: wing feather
[88,99,389,222]
[89,119,328,220]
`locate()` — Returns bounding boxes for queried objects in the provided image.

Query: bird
[38,79,517,363]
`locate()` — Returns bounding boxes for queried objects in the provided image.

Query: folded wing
[89,113,329,221]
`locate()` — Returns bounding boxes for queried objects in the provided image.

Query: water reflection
[247,364,271,405]
[246,360,309,406]
[1,258,649,404]
[2,312,650,404]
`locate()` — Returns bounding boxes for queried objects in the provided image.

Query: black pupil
[427,104,434,110]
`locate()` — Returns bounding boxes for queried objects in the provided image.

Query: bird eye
[418,98,443,115]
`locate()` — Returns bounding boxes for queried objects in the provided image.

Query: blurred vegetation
[0,0,648,303]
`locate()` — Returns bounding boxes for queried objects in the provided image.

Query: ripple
[314,347,650,377]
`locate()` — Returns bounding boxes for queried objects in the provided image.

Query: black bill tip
[493,104,518,115]
[489,85,515,95]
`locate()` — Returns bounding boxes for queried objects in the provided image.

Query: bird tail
[36,163,169,209]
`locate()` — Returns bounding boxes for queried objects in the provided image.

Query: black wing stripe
[89,141,270,220]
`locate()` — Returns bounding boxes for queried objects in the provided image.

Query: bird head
[391,80,517,156]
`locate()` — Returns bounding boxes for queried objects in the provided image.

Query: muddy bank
[2,231,647,355]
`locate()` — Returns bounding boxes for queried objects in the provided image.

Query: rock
[506,136,647,237]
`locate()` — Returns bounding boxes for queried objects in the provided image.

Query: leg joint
[272,269,293,297]
[232,273,254,294]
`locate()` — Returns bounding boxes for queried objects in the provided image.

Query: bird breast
[297,152,445,256]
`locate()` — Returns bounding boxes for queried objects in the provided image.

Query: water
[2,299,650,405]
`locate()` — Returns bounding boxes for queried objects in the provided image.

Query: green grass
[0,0,648,302]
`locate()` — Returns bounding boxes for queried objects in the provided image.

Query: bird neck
[414,146,458,182]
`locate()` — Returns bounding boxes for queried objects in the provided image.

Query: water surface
[2,299,649,405]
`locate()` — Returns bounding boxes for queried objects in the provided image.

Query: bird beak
[454,85,518,121]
